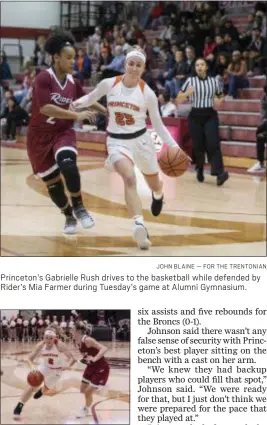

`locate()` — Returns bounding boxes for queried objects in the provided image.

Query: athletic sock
[133,215,144,225]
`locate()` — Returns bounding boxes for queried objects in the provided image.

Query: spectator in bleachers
[215,53,229,89]
[215,35,227,55]
[20,87,33,113]
[1,88,14,119]
[141,60,158,96]
[225,51,248,100]
[211,9,226,29]
[101,45,125,79]
[73,48,92,84]
[246,28,266,75]
[150,1,165,29]
[97,47,113,74]
[203,36,217,59]
[245,13,256,34]
[222,33,239,57]
[14,67,36,105]
[158,92,176,117]
[165,50,188,99]
[248,84,267,173]
[33,35,46,66]
[157,44,177,88]
[0,55,12,80]
[185,46,196,76]
[206,54,217,77]
[2,96,29,142]
[198,13,212,33]
[152,39,160,57]
[220,19,239,41]
[119,36,130,54]
[126,23,143,44]
[160,24,176,41]
[88,27,102,57]
[0,86,6,116]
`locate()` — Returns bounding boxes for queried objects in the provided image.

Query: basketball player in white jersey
[71,48,179,249]
[13,329,76,419]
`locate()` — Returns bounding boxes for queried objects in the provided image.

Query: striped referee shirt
[181,76,223,108]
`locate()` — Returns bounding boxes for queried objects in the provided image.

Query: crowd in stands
[0,1,266,140]
[0,312,130,342]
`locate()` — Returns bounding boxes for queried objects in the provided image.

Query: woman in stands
[27,30,106,235]
[71,47,182,250]
[73,321,110,419]
[177,57,228,186]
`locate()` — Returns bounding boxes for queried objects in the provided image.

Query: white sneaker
[76,406,90,418]
[133,222,152,250]
[73,206,95,229]
[247,162,265,173]
[64,215,77,234]
[225,95,233,100]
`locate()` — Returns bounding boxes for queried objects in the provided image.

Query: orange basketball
[27,370,44,387]
[158,146,189,177]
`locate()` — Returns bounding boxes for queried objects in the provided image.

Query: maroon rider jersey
[29,67,84,134]
[79,336,107,368]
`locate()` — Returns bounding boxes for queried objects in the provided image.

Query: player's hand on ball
[77,111,96,124]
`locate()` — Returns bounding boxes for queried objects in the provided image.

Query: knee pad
[56,149,80,194]
[56,149,77,172]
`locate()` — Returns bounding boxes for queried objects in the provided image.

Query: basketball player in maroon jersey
[73,322,110,418]
[27,31,106,234]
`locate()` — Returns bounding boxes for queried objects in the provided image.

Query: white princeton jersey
[73,75,177,147]
[106,76,147,134]
[40,341,63,369]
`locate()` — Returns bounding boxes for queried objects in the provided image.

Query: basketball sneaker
[151,193,164,217]
[33,388,43,399]
[73,206,95,229]
[13,402,24,419]
[247,162,265,173]
[76,406,90,418]
[133,222,151,250]
[64,215,77,234]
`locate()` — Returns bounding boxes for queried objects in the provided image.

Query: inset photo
[1,309,130,424]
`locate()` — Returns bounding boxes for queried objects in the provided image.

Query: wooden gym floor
[1,340,130,424]
[1,147,266,256]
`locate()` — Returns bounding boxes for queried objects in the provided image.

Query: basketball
[158,146,190,177]
[27,370,44,387]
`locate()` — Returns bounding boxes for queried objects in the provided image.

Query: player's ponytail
[44,31,75,57]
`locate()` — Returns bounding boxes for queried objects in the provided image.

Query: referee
[177,58,229,186]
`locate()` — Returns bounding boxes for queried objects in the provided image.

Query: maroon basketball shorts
[27,128,77,178]
[82,362,110,387]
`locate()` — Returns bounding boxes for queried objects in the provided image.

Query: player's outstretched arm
[71,79,112,110]
[146,87,177,148]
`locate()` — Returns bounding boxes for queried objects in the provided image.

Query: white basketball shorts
[106,131,159,175]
